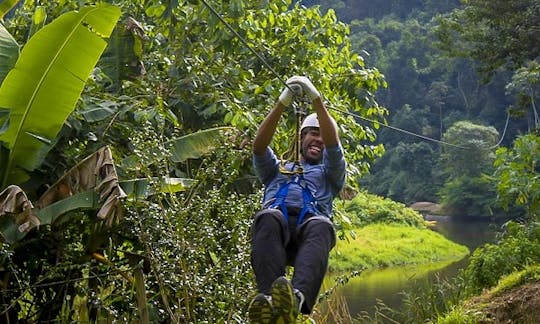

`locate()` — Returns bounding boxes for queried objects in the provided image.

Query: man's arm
[252,81,302,156]
[312,97,339,148]
[252,102,286,156]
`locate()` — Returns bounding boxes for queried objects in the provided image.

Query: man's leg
[291,216,336,314]
[251,209,290,295]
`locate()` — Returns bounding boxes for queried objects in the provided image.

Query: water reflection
[333,216,501,319]
[334,258,465,319]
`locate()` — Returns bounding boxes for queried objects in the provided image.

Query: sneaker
[270,277,298,323]
[248,293,275,323]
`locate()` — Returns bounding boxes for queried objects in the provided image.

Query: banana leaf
[36,146,126,226]
[100,16,146,92]
[1,146,126,244]
[0,188,99,244]
[0,4,121,188]
[120,177,197,199]
[0,23,19,85]
[166,127,236,163]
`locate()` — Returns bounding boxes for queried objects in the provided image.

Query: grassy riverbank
[328,191,469,273]
[329,223,469,273]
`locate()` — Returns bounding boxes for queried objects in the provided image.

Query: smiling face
[301,127,324,164]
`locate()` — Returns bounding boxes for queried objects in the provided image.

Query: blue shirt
[253,144,346,217]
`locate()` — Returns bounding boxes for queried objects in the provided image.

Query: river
[335,216,502,321]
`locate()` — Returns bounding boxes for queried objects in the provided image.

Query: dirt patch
[468,281,540,323]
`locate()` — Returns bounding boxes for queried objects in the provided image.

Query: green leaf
[27,6,47,40]
[166,127,235,163]
[0,108,8,135]
[100,17,146,92]
[0,4,121,187]
[0,23,19,85]
[120,177,197,199]
[0,0,21,19]
[81,101,117,122]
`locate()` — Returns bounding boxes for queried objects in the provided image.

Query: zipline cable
[325,104,470,149]
[488,110,510,149]
[199,0,507,151]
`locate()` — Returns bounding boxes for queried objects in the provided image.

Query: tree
[506,61,540,131]
[435,0,540,80]
[440,121,499,177]
[439,121,500,216]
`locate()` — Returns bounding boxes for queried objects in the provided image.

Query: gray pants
[250,208,336,314]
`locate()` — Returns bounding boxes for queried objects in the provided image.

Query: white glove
[286,76,320,100]
[278,79,304,106]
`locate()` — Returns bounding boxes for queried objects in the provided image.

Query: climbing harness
[269,173,319,225]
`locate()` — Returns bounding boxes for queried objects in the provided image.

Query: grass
[329,223,470,273]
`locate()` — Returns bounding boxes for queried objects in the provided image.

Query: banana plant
[0,4,122,243]
[0,3,121,187]
[0,2,238,243]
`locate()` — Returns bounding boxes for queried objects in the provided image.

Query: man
[248,76,347,323]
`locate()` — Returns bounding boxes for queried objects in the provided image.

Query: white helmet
[300,113,337,132]
[300,113,319,132]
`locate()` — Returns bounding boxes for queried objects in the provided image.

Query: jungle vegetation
[0,0,538,323]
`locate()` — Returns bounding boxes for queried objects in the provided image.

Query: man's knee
[252,208,289,243]
[298,216,336,248]
[253,208,286,227]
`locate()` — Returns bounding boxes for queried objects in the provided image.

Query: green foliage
[0,23,19,84]
[362,141,439,204]
[435,307,484,324]
[0,3,121,187]
[440,121,499,178]
[434,0,539,79]
[0,0,388,321]
[345,0,536,206]
[340,190,427,228]
[394,274,470,324]
[438,121,500,217]
[505,60,540,123]
[494,133,540,220]
[493,264,540,296]
[122,189,257,322]
[314,0,459,22]
[111,121,259,322]
[331,223,468,273]
[0,0,21,19]
[461,221,540,295]
[438,176,498,217]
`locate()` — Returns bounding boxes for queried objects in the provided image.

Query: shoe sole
[271,277,297,323]
[248,293,275,324]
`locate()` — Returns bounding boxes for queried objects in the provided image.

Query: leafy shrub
[462,221,540,295]
[339,191,426,228]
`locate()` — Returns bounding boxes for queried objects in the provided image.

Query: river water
[336,216,502,321]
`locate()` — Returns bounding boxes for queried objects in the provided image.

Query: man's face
[301,127,324,164]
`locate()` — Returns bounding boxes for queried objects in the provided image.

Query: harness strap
[269,174,319,225]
